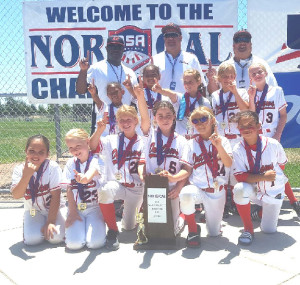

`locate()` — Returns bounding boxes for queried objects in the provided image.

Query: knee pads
[233,182,255,205]
[179,193,195,215]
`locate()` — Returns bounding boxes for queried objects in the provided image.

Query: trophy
[133,175,177,250]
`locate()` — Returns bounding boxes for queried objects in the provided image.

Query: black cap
[233,30,252,42]
[107,36,125,46]
[161,23,182,35]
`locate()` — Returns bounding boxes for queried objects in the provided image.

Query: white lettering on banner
[147,188,167,224]
[23,0,238,103]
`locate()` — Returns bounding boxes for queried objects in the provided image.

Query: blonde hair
[65,128,89,141]
[183,69,202,83]
[248,62,267,73]
[190,106,216,133]
[116,104,139,121]
[217,62,236,80]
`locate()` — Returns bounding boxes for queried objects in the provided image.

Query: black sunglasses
[191,116,209,124]
[163,32,180,38]
[234,37,251,43]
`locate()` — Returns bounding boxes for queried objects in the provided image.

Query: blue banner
[275,72,300,148]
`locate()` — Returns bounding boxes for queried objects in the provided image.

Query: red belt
[225,134,239,139]
[202,185,224,193]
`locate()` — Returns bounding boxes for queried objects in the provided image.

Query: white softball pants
[23,208,65,245]
[179,185,225,236]
[233,182,284,233]
[65,206,106,250]
[98,181,144,230]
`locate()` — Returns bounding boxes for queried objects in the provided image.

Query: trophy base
[133,238,178,250]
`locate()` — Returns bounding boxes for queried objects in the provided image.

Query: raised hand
[248,79,256,101]
[209,125,222,148]
[96,118,107,133]
[206,59,217,80]
[73,169,88,184]
[23,157,38,177]
[151,78,162,93]
[133,75,144,98]
[87,78,97,97]
[122,74,132,90]
[79,50,90,71]
[227,80,238,94]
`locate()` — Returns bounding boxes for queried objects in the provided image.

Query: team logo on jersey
[109,25,152,72]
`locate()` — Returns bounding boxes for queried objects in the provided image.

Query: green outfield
[0,118,299,187]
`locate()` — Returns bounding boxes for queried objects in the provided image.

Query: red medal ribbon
[118,132,137,170]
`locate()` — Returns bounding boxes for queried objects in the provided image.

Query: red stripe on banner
[276,43,300,63]
[32,72,80,75]
[155,25,233,29]
[29,28,106,32]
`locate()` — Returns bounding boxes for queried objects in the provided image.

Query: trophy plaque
[134,175,177,250]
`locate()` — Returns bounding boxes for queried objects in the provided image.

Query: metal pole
[54,104,61,162]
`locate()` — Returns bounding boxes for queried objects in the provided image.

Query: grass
[1,118,300,187]
[0,118,91,163]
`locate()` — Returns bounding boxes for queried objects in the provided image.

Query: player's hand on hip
[79,50,90,71]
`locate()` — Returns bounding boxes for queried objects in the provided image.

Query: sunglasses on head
[163,32,180,38]
[234,37,251,43]
[191,116,209,124]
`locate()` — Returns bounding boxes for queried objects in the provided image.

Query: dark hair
[152,100,176,131]
[25,135,50,152]
[235,110,259,125]
[106,82,123,92]
[142,64,160,77]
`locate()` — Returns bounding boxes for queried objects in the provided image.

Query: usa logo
[109,25,152,72]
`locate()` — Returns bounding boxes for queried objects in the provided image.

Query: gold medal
[213,180,219,190]
[115,172,122,181]
[78,203,87,211]
[221,122,226,129]
[154,167,163,174]
[30,208,36,217]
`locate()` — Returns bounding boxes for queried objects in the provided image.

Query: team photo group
[11,23,300,252]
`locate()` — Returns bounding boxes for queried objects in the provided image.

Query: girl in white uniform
[248,63,300,219]
[179,107,233,247]
[211,62,249,216]
[232,111,287,245]
[152,69,211,139]
[11,135,65,245]
[62,129,106,250]
[90,102,148,250]
[134,81,192,236]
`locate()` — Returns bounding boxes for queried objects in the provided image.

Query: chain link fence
[1,0,299,189]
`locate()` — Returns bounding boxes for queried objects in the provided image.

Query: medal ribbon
[197,136,218,179]
[108,62,123,84]
[118,132,137,170]
[235,55,252,86]
[184,91,203,116]
[145,88,161,109]
[254,84,269,115]
[109,104,116,134]
[165,51,181,83]
[157,128,175,166]
[219,89,234,120]
[29,160,46,204]
[75,152,93,200]
[244,135,262,174]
